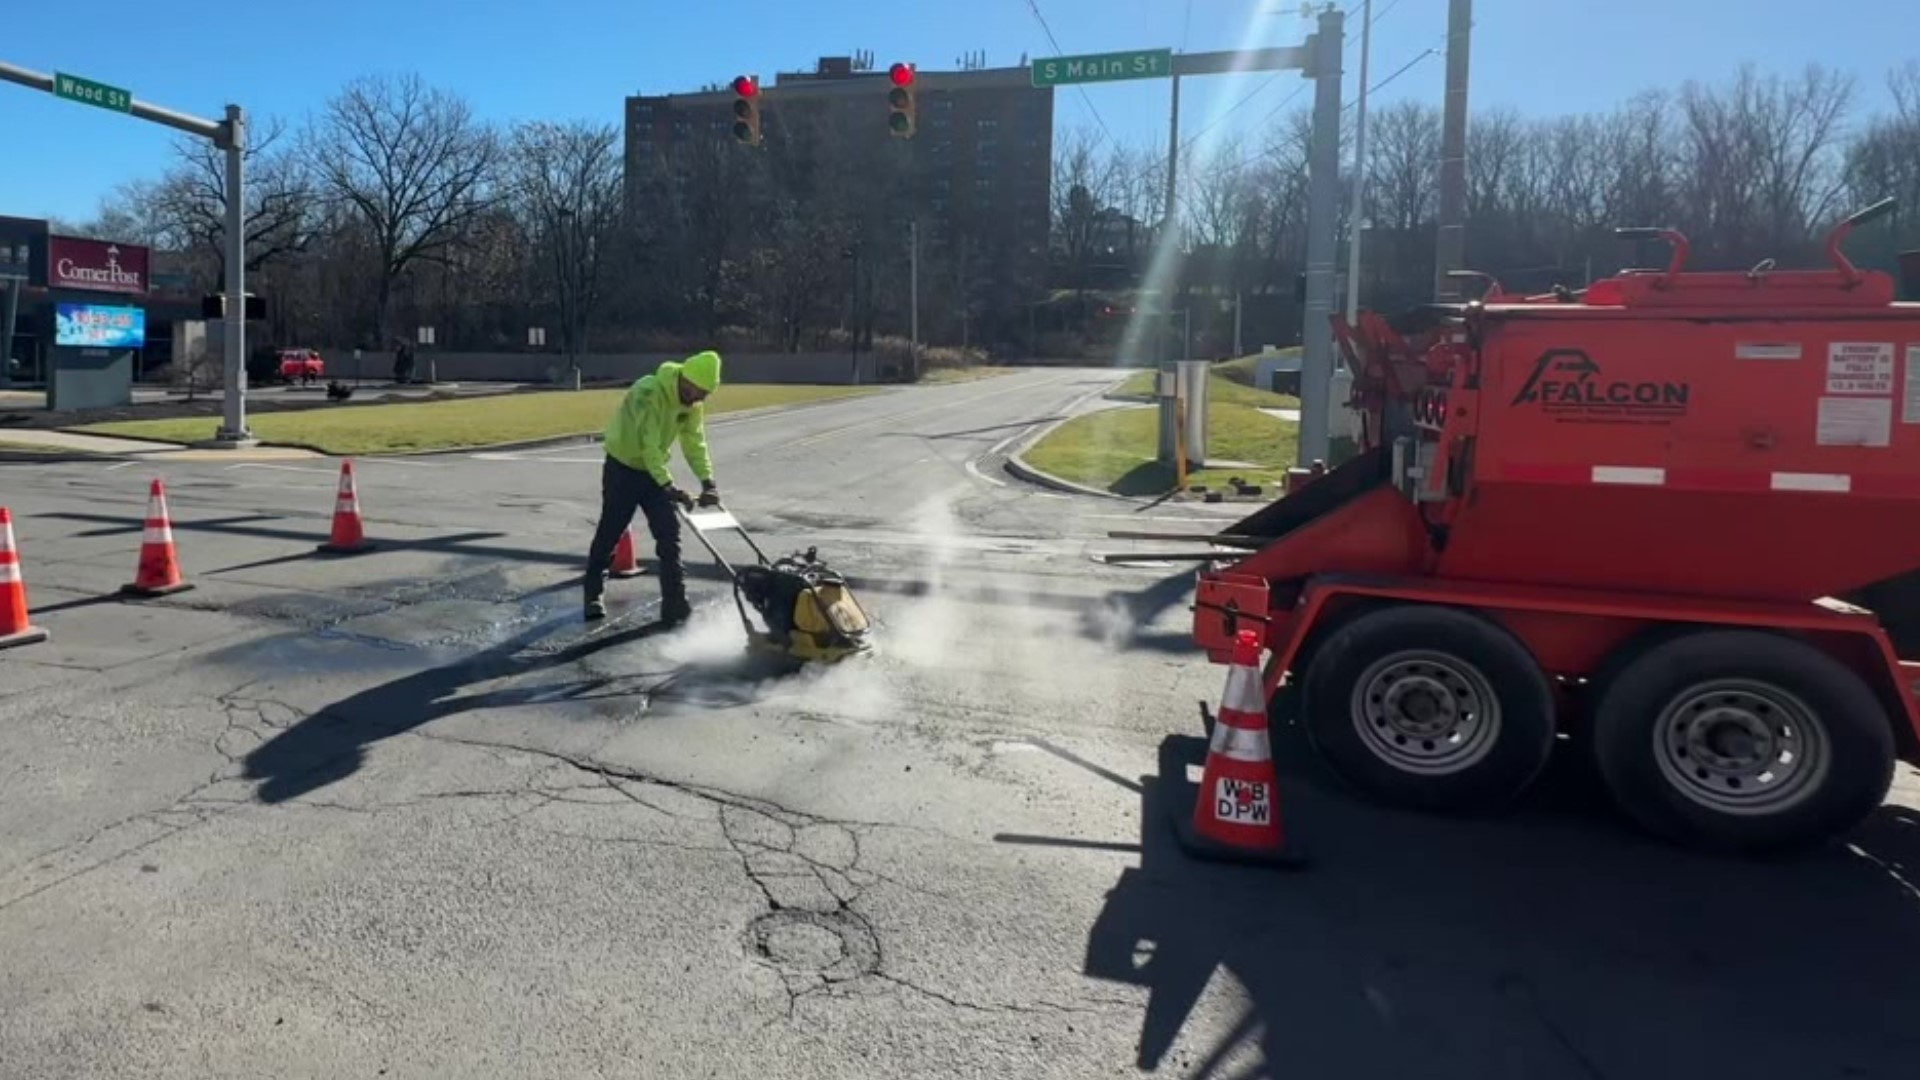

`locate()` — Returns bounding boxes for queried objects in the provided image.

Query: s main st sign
[47,235,149,296]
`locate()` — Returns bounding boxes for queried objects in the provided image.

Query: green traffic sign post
[1030,48,1173,88]
[53,72,131,113]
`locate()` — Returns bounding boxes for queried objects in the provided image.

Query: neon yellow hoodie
[603,352,721,486]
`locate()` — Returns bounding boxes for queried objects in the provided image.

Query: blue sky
[1,0,1913,223]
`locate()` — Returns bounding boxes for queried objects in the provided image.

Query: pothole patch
[747,910,880,980]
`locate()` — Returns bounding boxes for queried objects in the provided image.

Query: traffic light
[731,75,761,145]
[886,62,916,138]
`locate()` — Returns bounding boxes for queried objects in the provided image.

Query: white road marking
[102,461,138,472]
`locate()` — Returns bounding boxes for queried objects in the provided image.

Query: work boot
[585,597,608,622]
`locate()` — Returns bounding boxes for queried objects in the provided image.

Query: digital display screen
[55,303,146,349]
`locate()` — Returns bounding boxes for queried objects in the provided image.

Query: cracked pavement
[5,369,1920,1079]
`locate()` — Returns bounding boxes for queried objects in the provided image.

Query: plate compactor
[679,508,873,664]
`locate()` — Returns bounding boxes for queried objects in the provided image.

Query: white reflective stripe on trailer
[1771,472,1851,493]
[1591,466,1666,486]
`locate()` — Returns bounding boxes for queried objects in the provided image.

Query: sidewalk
[0,428,322,460]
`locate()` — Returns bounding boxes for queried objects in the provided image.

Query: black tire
[1591,630,1895,855]
[1300,604,1556,812]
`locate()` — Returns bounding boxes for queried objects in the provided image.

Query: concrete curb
[1003,447,1141,502]
[996,381,1146,503]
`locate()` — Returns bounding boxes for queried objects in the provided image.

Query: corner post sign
[1031,48,1174,88]
[54,72,132,113]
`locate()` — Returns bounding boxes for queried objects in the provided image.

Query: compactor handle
[1615,226,1690,289]
[1827,198,1898,288]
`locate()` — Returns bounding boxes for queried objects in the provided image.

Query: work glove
[697,480,722,509]
[665,484,695,511]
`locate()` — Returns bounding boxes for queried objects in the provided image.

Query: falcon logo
[1511,348,1690,421]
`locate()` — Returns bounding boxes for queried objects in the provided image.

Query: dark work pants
[585,455,684,610]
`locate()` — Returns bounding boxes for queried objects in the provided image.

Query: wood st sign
[47,235,148,296]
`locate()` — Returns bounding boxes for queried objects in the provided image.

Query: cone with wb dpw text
[0,508,49,649]
[1174,629,1305,868]
[318,459,374,554]
[608,527,646,579]
[122,479,193,598]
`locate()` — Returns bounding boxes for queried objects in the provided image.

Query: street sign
[1030,48,1173,88]
[53,72,131,113]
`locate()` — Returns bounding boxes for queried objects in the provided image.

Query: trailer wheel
[1591,630,1895,854]
[1301,604,1555,812]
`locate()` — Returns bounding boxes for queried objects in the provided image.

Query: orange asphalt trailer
[1181,200,1920,854]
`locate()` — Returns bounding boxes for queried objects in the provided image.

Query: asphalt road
[2,367,1918,1079]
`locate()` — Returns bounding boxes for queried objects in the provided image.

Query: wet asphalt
[2,367,1919,1079]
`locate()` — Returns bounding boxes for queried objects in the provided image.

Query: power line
[1023,0,1118,147]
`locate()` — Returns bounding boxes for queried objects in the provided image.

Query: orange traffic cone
[0,508,49,649]
[1175,629,1304,867]
[122,479,193,598]
[318,459,373,554]
[608,527,646,579]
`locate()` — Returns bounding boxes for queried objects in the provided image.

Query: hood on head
[681,350,723,392]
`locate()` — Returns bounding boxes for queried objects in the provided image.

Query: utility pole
[1345,0,1372,322]
[1298,6,1346,464]
[909,219,919,378]
[1164,73,1181,237]
[1433,0,1472,300]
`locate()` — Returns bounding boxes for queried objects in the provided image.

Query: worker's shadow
[1067,723,1920,1079]
[242,610,786,805]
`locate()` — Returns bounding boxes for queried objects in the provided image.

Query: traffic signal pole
[0,58,253,444]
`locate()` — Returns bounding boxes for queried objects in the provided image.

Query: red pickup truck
[277,349,325,385]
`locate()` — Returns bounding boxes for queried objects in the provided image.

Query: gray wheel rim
[1350,649,1503,776]
[1651,679,1830,816]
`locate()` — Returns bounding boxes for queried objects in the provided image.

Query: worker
[584,350,724,624]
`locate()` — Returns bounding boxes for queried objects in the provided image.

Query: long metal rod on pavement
[0,58,251,444]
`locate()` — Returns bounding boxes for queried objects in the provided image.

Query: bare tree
[132,118,317,284]
[504,120,623,363]
[1847,62,1920,252]
[312,74,499,342]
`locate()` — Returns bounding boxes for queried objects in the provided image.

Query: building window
[977,118,999,132]
[930,113,951,130]
[636,104,654,118]
[974,178,994,195]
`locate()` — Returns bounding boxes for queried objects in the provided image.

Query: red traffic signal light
[886,62,916,138]
[731,75,762,145]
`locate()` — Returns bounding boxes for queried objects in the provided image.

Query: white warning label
[1817,396,1892,447]
[1827,342,1895,395]
[1905,345,1920,424]
[1215,777,1272,825]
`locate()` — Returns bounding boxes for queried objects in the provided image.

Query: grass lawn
[1023,402,1299,497]
[75,384,877,456]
